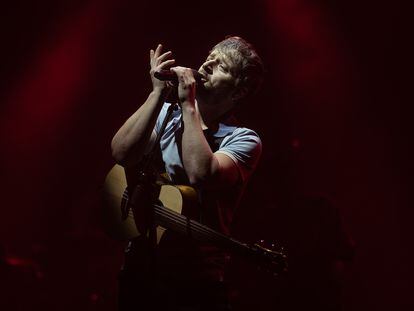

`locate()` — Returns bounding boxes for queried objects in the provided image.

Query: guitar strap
[142,103,177,173]
[122,103,177,222]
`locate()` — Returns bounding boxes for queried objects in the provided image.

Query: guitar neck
[154,204,242,248]
[154,204,276,258]
[154,204,287,274]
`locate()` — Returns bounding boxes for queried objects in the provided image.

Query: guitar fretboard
[154,204,244,248]
[153,204,286,273]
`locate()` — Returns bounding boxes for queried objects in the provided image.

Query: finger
[170,67,187,82]
[169,67,180,83]
[154,44,162,57]
[157,51,173,62]
[185,68,195,79]
[184,69,196,85]
[157,59,175,69]
[184,71,195,85]
[170,66,184,74]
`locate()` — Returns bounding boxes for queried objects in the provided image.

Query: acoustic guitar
[102,164,287,274]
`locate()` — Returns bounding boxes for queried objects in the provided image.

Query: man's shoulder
[223,127,262,145]
[218,115,261,141]
[218,126,262,166]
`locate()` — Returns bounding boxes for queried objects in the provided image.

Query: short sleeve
[215,127,262,182]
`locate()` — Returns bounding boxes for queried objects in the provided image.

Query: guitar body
[101,164,198,242]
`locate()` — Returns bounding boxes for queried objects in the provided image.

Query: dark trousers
[118,238,231,311]
[118,269,231,311]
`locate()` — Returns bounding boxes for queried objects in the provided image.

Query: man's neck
[195,97,233,130]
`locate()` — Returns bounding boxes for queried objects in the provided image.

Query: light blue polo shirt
[154,102,262,186]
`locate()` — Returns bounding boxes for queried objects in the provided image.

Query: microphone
[154,69,204,84]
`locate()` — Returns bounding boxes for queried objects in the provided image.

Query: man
[111,36,264,310]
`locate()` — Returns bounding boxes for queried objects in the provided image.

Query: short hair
[212,36,264,99]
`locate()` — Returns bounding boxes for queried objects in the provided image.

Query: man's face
[198,49,238,98]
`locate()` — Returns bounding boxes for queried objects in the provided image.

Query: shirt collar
[176,103,239,138]
[213,115,239,137]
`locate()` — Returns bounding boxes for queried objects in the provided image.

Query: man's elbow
[187,173,206,188]
[187,169,223,189]
[111,140,134,167]
[111,147,127,166]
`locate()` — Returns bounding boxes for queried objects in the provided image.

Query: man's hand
[170,66,196,107]
[150,44,175,93]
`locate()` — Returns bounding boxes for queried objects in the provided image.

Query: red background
[1,0,411,310]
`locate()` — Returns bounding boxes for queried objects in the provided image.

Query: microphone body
[154,69,204,84]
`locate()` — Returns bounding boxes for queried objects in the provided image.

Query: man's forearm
[111,89,167,166]
[181,104,219,186]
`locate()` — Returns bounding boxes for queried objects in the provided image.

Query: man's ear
[231,86,248,102]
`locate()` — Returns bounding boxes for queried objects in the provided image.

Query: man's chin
[197,82,209,92]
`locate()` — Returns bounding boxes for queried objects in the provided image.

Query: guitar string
[154,205,285,266]
[156,206,284,252]
[155,206,281,256]
[128,205,284,268]
[131,204,284,262]
[154,205,227,240]
[154,205,220,240]
[153,204,247,249]
[122,189,282,256]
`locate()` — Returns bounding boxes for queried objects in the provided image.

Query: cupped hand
[170,66,196,106]
[149,44,175,92]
